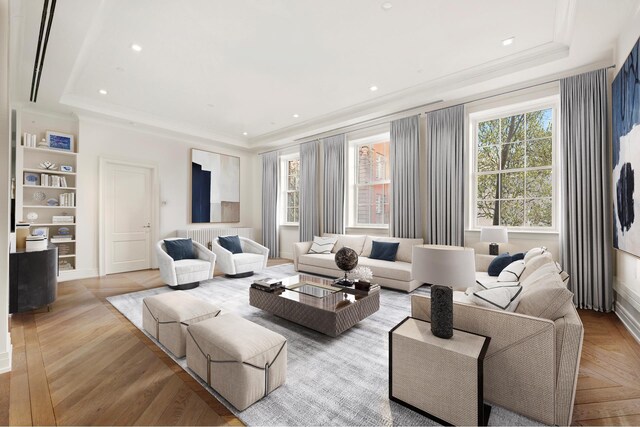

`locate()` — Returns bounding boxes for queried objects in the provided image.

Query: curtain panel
[261,151,279,257]
[560,68,613,311]
[425,105,465,246]
[322,134,346,235]
[299,140,320,242]
[390,115,422,238]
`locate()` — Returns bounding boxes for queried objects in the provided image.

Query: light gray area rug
[107,264,541,426]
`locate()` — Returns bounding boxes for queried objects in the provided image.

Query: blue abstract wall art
[191,149,240,223]
[613,35,640,255]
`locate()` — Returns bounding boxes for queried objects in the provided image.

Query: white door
[104,162,152,274]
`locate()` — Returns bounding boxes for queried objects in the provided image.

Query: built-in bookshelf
[15,109,78,274]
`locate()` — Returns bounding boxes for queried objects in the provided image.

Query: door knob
[143,223,151,228]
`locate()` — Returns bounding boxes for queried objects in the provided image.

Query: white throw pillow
[524,247,550,263]
[471,284,523,312]
[308,236,338,254]
[498,260,526,282]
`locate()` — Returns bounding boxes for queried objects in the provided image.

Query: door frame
[98,157,160,276]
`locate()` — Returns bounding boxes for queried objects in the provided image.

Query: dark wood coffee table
[249,274,380,337]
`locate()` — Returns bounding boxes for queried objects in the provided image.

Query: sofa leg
[167,282,200,290]
[225,271,254,279]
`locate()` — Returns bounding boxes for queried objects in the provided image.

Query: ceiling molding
[249,41,570,148]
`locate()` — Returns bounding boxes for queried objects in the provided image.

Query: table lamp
[480,226,508,255]
[412,245,476,339]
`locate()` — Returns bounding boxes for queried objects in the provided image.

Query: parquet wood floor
[0,261,639,425]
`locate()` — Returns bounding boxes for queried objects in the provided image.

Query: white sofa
[293,234,424,292]
[156,238,216,289]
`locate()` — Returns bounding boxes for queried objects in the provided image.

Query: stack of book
[251,278,283,292]
[40,174,68,187]
[59,193,75,207]
[52,215,74,224]
[50,235,73,243]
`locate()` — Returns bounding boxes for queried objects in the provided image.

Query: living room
[1,0,640,425]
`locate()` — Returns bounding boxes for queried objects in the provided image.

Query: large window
[472,104,556,229]
[282,156,300,224]
[348,134,390,227]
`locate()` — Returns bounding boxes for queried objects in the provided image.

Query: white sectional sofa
[293,234,424,292]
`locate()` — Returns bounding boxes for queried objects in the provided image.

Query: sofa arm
[193,241,216,279]
[411,295,557,425]
[475,254,495,272]
[210,239,235,275]
[293,241,313,270]
[156,243,177,286]
[240,237,269,269]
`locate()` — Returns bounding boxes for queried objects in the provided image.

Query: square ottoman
[142,290,221,357]
[186,313,287,410]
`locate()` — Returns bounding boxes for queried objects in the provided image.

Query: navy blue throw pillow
[511,252,525,261]
[369,241,400,262]
[219,235,243,254]
[164,238,195,261]
[488,253,512,276]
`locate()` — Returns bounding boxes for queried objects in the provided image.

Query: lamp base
[489,243,499,256]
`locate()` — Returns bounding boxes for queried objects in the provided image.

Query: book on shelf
[59,192,75,207]
[52,215,74,223]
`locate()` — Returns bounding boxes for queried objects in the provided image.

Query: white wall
[74,117,258,279]
[0,0,12,373]
[613,2,640,342]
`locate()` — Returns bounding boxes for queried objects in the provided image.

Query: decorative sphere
[335,247,358,272]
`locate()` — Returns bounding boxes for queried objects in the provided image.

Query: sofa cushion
[498,260,526,282]
[361,236,423,263]
[358,257,412,281]
[308,236,337,254]
[218,235,243,254]
[298,253,337,270]
[515,285,574,320]
[164,238,195,261]
[471,284,523,312]
[328,234,367,255]
[475,271,494,286]
[524,246,550,263]
[233,253,266,267]
[488,253,512,276]
[369,241,400,262]
[511,252,525,261]
[520,254,557,283]
[174,259,211,275]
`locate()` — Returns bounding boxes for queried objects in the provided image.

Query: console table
[389,317,491,426]
[9,245,58,313]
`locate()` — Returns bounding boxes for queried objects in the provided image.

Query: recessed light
[131,43,142,52]
[381,2,392,10]
[292,114,299,118]
[502,37,515,46]
[98,89,108,95]
[370,85,378,92]
[243,132,248,136]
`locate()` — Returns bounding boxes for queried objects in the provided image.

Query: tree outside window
[285,158,299,223]
[475,107,554,228]
[356,140,390,226]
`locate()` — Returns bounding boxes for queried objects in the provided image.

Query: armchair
[156,238,216,290]
[210,236,269,278]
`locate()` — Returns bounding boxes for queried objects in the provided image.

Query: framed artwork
[612,35,640,256]
[191,149,240,223]
[31,227,49,238]
[24,172,39,186]
[46,131,74,152]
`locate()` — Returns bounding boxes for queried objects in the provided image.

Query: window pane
[357,145,372,184]
[477,145,499,172]
[501,114,525,143]
[526,198,552,227]
[500,172,525,199]
[288,174,299,191]
[477,200,498,226]
[287,208,295,223]
[288,159,299,176]
[526,170,552,198]
[287,192,299,207]
[500,200,525,226]
[477,174,499,200]
[478,119,499,146]
[526,109,552,139]
[502,142,525,170]
[356,183,389,225]
[526,138,552,167]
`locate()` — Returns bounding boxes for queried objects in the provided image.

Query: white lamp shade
[480,226,508,243]
[411,245,476,291]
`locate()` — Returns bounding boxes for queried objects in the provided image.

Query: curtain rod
[258,64,615,156]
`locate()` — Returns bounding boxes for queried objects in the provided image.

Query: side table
[389,317,491,426]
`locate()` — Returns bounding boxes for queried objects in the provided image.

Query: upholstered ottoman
[142,290,221,357]
[186,313,287,410]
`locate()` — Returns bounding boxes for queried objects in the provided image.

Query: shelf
[33,223,76,226]
[22,146,77,156]
[50,240,75,243]
[23,168,76,176]
[58,254,76,258]
[23,185,76,190]
[23,205,76,209]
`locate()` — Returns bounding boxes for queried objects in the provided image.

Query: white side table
[390,317,491,426]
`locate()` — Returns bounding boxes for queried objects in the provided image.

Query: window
[348,134,390,227]
[282,156,300,224]
[472,104,556,229]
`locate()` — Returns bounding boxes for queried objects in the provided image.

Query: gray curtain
[299,140,320,242]
[261,151,279,257]
[322,134,346,234]
[426,105,465,246]
[560,68,613,312]
[390,116,422,238]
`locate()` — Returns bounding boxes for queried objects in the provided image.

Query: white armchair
[210,236,269,278]
[156,238,216,290]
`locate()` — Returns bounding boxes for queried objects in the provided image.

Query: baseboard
[279,251,293,260]
[58,268,99,282]
[615,300,640,344]
[0,343,12,374]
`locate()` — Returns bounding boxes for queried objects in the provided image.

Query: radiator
[177,227,254,249]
